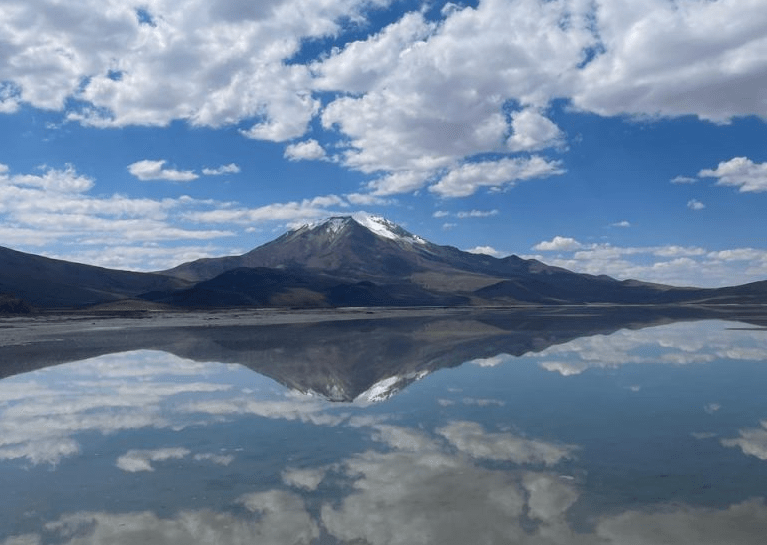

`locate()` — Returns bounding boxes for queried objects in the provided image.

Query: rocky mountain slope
[0,245,189,308]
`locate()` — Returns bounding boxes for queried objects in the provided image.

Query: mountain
[1,213,765,309]
[164,213,590,286]
[155,213,767,307]
[0,245,190,308]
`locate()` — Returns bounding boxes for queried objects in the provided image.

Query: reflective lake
[2,307,767,544]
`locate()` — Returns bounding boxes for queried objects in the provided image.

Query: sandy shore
[0,307,477,348]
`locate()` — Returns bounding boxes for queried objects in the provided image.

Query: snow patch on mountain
[323,217,348,237]
[351,212,426,245]
[298,213,426,245]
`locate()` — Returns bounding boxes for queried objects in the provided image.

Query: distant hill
[0,246,189,308]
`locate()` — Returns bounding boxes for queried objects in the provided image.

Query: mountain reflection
[2,308,767,544]
[2,305,764,401]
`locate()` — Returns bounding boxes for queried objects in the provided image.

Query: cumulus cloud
[699,157,767,192]
[284,139,327,161]
[523,241,767,287]
[0,163,235,264]
[0,163,368,270]
[533,236,583,252]
[2,0,764,216]
[430,157,565,198]
[572,0,767,122]
[506,108,565,152]
[687,199,706,210]
[466,245,504,258]
[127,160,199,182]
[0,0,384,138]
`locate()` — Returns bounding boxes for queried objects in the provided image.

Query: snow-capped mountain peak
[302,213,426,245]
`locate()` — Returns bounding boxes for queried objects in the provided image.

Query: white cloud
[687,199,706,210]
[128,160,199,182]
[343,192,394,206]
[183,195,346,225]
[284,139,327,161]
[319,0,589,177]
[313,11,436,94]
[611,220,631,228]
[466,246,504,258]
[365,169,433,196]
[699,157,767,192]
[456,209,499,219]
[0,163,239,267]
[4,164,94,193]
[533,236,583,252]
[202,163,241,176]
[430,157,564,198]
[524,241,767,287]
[671,175,697,184]
[0,0,387,140]
[506,108,565,152]
[573,0,767,123]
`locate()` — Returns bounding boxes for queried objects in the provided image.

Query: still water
[1,308,767,544]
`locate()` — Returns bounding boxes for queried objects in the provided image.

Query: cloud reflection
[0,351,280,466]
[722,421,767,461]
[4,415,767,545]
[532,321,767,376]
[37,490,318,545]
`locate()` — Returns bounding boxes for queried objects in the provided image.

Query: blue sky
[0,0,765,287]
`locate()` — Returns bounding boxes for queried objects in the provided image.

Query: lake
[1,307,767,544]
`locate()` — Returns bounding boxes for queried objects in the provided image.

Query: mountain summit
[162,213,433,282]
[162,212,548,286]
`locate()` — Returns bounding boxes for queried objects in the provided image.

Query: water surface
[2,308,767,544]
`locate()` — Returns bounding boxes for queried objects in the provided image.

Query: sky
[0,0,765,287]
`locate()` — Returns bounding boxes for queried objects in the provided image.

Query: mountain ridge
[1,213,765,309]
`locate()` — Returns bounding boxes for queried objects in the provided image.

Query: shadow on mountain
[1,306,765,401]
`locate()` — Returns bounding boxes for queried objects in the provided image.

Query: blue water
[2,318,767,544]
